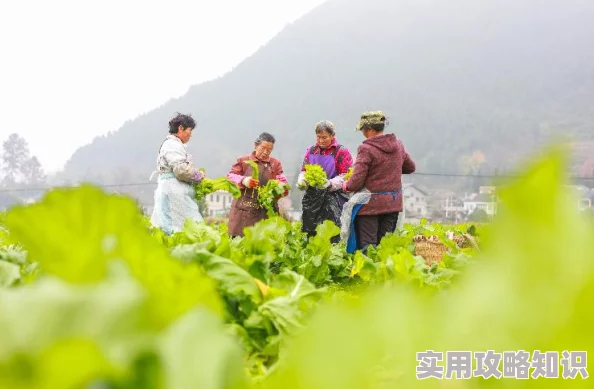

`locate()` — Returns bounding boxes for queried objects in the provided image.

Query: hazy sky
[0,0,327,173]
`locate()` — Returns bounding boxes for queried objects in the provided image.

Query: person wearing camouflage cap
[342,110,416,253]
[296,120,354,242]
[355,111,388,132]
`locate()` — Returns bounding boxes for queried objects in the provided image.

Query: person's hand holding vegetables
[242,177,260,188]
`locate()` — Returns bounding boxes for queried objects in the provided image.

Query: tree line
[0,134,47,209]
[1,134,46,187]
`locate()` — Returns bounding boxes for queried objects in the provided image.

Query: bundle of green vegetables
[258,179,291,217]
[192,168,241,202]
[303,164,328,188]
[242,160,290,215]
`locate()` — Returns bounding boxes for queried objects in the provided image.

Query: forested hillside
[61,0,594,184]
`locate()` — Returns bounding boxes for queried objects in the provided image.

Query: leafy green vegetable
[244,160,260,180]
[157,308,247,389]
[194,177,241,202]
[0,260,20,287]
[0,265,153,389]
[257,180,290,217]
[344,167,353,181]
[303,164,327,188]
[2,185,223,329]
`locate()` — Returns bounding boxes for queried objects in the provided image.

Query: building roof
[465,193,496,203]
[402,183,429,196]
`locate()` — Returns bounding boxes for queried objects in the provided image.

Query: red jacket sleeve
[402,149,416,174]
[344,145,371,192]
[335,146,354,175]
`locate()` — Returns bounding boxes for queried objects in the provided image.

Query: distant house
[478,186,496,195]
[463,193,498,216]
[443,197,466,219]
[205,190,235,217]
[403,183,429,218]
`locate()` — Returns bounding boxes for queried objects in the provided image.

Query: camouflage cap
[355,111,387,131]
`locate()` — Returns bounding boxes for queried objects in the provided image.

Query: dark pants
[355,212,400,252]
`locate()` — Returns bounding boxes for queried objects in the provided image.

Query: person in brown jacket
[342,111,416,252]
[226,132,289,237]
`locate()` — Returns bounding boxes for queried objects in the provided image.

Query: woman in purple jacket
[343,111,416,253]
[297,120,353,241]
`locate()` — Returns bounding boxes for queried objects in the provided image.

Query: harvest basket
[413,234,479,265]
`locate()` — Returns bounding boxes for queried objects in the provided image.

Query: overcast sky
[0,0,327,173]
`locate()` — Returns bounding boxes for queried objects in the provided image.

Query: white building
[443,197,465,220]
[403,183,429,218]
[463,193,498,216]
[479,186,496,195]
[205,190,235,217]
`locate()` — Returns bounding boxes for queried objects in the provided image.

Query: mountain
[62,0,594,186]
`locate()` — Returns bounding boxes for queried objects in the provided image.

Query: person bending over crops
[149,112,206,235]
[226,132,289,237]
[341,111,416,253]
[296,120,353,242]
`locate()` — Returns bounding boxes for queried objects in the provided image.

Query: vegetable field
[0,147,593,389]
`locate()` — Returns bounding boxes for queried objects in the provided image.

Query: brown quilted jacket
[344,133,416,215]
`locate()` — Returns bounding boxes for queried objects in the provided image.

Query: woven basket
[413,234,478,265]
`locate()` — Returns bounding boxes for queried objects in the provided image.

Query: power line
[0,182,157,193]
[0,171,592,193]
[413,172,594,180]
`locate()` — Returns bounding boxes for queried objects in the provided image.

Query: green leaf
[349,252,376,282]
[244,160,260,180]
[0,338,119,389]
[258,272,326,337]
[0,264,161,389]
[0,260,20,287]
[0,265,153,361]
[242,217,290,255]
[466,224,477,236]
[172,246,263,305]
[157,308,247,389]
[2,185,223,328]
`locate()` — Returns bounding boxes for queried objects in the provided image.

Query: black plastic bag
[301,187,345,243]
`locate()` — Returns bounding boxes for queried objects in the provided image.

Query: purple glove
[189,170,205,183]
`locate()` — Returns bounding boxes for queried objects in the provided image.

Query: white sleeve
[328,173,346,191]
[162,139,187,167]
[162,139,203,183]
